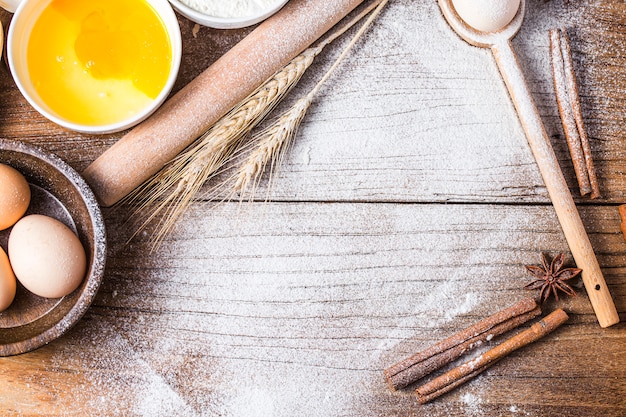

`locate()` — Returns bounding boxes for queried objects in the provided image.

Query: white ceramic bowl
[7,0,182,134]
[168,0,289,29]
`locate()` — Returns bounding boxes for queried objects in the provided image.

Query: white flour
[179,0,284,18]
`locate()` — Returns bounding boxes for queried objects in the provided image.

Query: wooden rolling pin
[83,0,366,207]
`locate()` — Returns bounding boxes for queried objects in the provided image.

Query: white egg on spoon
[451,0,521,33]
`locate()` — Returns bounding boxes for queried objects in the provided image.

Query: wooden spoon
[438,0,619,327]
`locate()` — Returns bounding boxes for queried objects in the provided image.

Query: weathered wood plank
[1,1,626,204]
[1,0,626,416]
[2,202,624,416]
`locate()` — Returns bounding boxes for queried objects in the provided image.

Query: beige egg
[0,163,31,230]
[0,247,16,312]
[452,0,521,33]
[9,214,87,298]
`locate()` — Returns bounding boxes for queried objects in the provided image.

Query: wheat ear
[123,51,316,244]
[234,0,389,199]
[124,0,385,246]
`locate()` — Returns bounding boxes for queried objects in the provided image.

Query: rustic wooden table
[1,0,626,416]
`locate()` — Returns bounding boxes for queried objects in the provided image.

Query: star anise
[524,252,581,303]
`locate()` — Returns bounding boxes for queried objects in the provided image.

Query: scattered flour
[461,392,485,417]
[179,0,284,18]
[32,0,588,415]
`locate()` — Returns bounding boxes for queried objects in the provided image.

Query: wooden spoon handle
[492,40,619,328]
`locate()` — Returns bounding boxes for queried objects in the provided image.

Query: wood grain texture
[1,0,626,415]
[2,203,626,416]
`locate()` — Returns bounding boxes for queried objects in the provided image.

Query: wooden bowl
[0,139,106,356]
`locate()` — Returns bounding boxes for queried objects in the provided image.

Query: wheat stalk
[234,0,389,200]
[123,53,314,245]
[234,95,314,199]
[124,0,385,246]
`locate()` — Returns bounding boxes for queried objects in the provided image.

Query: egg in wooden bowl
[0,139,106,356]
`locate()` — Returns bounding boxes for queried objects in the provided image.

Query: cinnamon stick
[416,309,569,404]
[560,29,600,199]
[384,297,540,391]
[550,27,601,199]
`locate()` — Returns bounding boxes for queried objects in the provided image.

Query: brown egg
[0,163,31,230]
[9,214,87,298]
[0,247,16,312]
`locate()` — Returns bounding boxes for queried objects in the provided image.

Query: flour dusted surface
[179,0,284,18]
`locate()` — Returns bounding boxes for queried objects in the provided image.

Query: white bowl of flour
[169,0,289,29]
